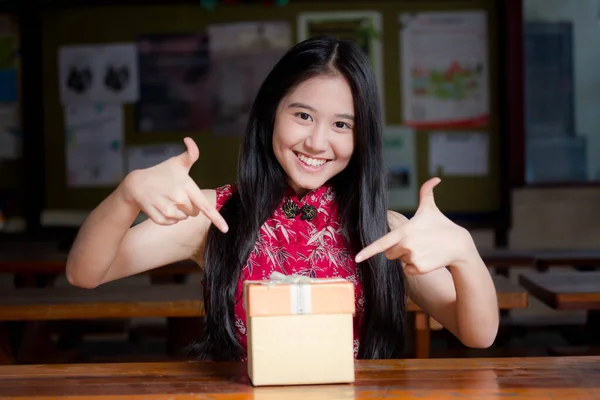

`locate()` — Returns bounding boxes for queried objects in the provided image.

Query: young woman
[66,35,498,361]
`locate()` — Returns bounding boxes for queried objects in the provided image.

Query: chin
[289,175,328,193]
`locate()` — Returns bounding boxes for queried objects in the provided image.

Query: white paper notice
[383,126,417,209]
[96,43,139,103]
[65,104,124,187]
[400,11,489,129]
[0,104,20,160]
[59,43,139,105]
[58,45,98,104]
[428,132,489,176]
[126,143,185,173]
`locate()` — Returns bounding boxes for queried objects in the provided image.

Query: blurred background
[0,0,598,365]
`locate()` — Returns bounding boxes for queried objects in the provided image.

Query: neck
[287,180,309,199]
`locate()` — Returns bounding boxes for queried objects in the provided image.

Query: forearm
[448,240,499,348]
[66,179,140,288]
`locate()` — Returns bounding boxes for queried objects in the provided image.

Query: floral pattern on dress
[214,183,365,360]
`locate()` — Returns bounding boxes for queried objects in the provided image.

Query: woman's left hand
[355,177,476,275]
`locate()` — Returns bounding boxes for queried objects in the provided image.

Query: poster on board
[208,21,291,137]
[64,104,124,187]
[135,33,213,133]
[59,43,139,105]
[399,11,489,129]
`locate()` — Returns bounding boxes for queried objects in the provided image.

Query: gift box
[243,272,356,386]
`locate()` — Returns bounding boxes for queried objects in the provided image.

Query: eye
[295,112,312,121]
[334,121,352,129]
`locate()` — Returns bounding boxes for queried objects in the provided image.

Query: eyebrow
[288,102,354,121]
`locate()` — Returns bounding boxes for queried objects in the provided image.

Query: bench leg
[414,312,431,358]
[586,310,600,345]
[0,323,14,365]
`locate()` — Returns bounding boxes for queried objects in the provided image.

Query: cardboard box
[244,272,356,386]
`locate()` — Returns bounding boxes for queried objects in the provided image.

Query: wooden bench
[0,284,205,321]
[519,271,600,356]
[0,283,206,365]
[519,271,600,311]
[0,278,527,320]
[0,275,527,363]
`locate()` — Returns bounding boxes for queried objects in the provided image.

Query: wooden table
[0,357,597,399]
[519,271,600,354]
[519,271,600,311]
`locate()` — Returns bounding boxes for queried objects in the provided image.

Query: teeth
[297,153,327,167]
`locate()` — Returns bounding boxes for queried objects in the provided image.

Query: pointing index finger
[187,185,229,233]
[355,229,404,263]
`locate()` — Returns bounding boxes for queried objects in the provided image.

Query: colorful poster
[65,104,124,187]
[383,125,417,210]
[297,11,384,119]
[208,21,291,137]
[59,43,139,105]
[400,11,489,129]
[135,33,213,133]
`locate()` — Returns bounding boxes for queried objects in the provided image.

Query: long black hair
[191,35,407,361]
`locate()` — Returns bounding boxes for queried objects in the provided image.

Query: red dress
[214,183,365,359]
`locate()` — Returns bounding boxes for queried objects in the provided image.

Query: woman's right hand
[121,137,229,233]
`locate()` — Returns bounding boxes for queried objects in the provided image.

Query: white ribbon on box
[263,272,346,315]
[267,271,346,285]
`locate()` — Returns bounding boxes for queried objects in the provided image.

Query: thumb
[416,177,441,214]
[176,137,199,171]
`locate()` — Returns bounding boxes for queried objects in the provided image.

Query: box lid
[244,272,355,317]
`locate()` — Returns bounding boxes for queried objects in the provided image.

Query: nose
[304,123,328,153]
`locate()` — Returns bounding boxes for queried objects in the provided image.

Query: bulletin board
[41,0,504,227]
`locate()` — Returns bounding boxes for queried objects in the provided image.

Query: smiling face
[272,74,355,197]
